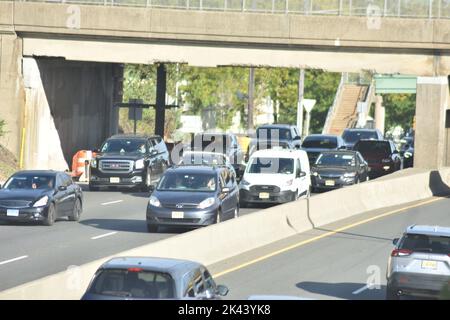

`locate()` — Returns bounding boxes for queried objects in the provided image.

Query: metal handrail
[8,0,450,19]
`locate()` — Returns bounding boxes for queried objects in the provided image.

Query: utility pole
[247,67,255,130]
[155,63,167,138]
[297,69,305,135]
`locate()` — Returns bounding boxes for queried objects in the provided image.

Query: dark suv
[353,139,402,179]
[247,124,302,160]
[342,128,384,150]
[89,135,170,191]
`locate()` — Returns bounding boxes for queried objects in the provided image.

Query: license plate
[7,209,19,217]
[421,260,437,270]
[110,177,120,183]
[171,211,184,219]
[259,192,270,199]
[325,180,335,186]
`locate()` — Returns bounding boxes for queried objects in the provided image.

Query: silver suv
[386,225,450,300]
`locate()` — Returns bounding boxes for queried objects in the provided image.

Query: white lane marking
[91,232,117,240]
[352,284,375,295]
[101,200,123,206]
[0,255,28,266]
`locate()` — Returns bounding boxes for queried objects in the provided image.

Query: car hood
[242,173,295,185]
[313,166,356,175]
[96,153,144,161]
[0,189,52,201]
[152,191,216,205]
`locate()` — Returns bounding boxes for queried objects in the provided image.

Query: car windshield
[302,137,337,149]
[88,269,176,299]
[157,172,217,192]
[247,157,294,174]
[355,141,390,156]
[180,153,227,166]
[101,139,147,154]
[4,174,55,190]
[399,234,450,255]
[342,131,378,143]
[316,153,356,167]
[256,128,292,140]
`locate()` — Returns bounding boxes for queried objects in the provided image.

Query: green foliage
[382,94,416,132]
[0,119,5,137]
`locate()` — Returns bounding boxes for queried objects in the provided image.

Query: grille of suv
[99,160,133,173]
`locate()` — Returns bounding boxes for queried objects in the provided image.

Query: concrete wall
[0,168,449,299]
[26,58,121,167]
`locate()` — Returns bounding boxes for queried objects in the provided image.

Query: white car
[239,149,311,207]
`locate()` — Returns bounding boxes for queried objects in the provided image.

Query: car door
[357,152,369,181]
[63,174,77,215]
[147,138,160,181]
[54,174,70,216]
[218,171,233,219]
[227,168,239,217]
[295,157,308,197]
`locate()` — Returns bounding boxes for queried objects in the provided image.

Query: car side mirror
[221,187,230,194]
[216,285,229,297]
[58,185,67,191]
[297,171,306,178]
[392,238,400,246]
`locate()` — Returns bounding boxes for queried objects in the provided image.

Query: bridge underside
[22,37,450,76]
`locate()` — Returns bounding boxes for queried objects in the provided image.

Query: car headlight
[404,152,413,158]
[381,158,392,163]
[240,179,251,186]
[343,172,357,178]
[135,159,145,170]
[90,159,97,168]
[33,196,49,207]
[149,196,161,207]
[197,197,216,209]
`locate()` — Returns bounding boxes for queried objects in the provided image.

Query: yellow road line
[213,197,443,278]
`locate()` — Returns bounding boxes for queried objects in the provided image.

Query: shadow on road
[80,218,192,235]
[296,281,386,300]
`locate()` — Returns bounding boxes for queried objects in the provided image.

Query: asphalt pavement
[211,196,450,300]
[0,185,260,290]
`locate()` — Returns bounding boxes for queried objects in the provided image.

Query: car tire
[216,209,222,224]
[141,169,152,192]
[68,198,81,221]
[43,203,56,226]
[385,285,400,300]
[89,184,99,192]
[147,224,158,233]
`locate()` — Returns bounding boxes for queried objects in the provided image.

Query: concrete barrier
[1,168,449,299]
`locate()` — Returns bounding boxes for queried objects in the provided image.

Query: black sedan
[0,170,83,226]
[310,151,370,191]
[146,166,239,232]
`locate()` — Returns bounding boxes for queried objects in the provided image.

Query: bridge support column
[155,64,167,138]
[374,95,385,134]
[414,77,449,169]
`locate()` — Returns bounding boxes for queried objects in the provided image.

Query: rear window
[88,269,175,299]
[302,137,337,149]
[399,234,450,255]
[354,141,390,155]
[256,128,292,140]
[192,134,231,153]
[342,131,378,143]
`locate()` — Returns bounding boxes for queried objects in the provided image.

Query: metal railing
[322,72,345,134]
[9,0,450,19]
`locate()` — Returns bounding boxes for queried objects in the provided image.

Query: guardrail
[9,0,450,19]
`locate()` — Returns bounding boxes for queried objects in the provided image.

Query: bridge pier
[414,77,450,169]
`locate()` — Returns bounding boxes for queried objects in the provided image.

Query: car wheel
[147,224,158,233]
[43,203,56,226]
[216,209,222,224]
[68,198,81,221]
[386,286,400,300]
[141,169,152,192]
[89,184,99,192]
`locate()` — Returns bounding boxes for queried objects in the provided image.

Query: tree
[382,94,416,132]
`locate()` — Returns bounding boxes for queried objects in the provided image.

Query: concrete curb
[0,168,449,299]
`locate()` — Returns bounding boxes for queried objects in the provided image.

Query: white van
[239,149,311,206]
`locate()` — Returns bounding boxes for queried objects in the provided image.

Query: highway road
[212,196,450,300]
[0,185,261,291]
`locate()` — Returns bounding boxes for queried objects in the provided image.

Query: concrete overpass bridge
[0,0,450,170]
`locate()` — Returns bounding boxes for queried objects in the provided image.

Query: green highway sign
[374,75,417,94]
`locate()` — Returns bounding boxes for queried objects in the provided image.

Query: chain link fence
[9,0,450,18]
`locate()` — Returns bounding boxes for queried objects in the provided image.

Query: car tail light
[127,268,143,272]
[391,249,413,257]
